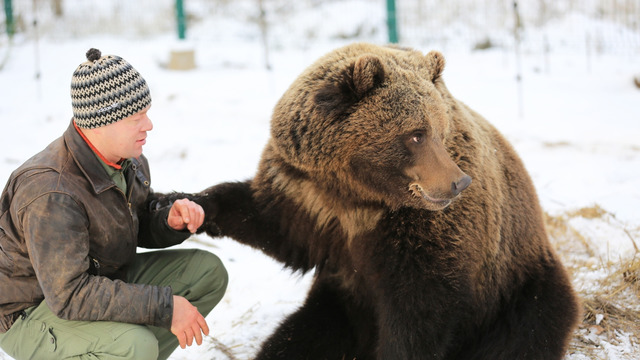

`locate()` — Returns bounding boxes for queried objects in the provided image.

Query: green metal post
[176,0,186,39]
[386,0,398,43]
[4,0,14,37]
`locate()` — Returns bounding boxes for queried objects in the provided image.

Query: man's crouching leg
[127,249,229,360]
[0,301,159,360]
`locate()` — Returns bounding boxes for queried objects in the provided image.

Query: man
[0,48,228,360]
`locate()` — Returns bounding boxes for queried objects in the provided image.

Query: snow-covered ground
[1,2,639,359]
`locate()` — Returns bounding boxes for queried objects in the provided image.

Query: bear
[190,43,581,359]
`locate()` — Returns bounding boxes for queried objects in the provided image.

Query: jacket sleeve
[136,192,192,248]
[21,192,174,328]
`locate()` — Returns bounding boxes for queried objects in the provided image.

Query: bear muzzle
[452,174,472,196]
[408,173,471,210]
[404,135,472,210]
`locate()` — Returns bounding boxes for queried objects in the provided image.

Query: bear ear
[425,50,445,82]
[314,54,385,120]
[352,54,385,97]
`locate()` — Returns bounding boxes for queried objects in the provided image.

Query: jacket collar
[63,119,117,194]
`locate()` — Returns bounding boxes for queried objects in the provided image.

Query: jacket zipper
[92,257,101,276]
[125,162,137,217]
[115,187,133,218]
[111,161,137,256]
[89,162,141,278]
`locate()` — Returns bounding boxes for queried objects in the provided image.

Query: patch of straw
[545,206,640,359]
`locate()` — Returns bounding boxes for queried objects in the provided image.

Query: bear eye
[410,131,425,144]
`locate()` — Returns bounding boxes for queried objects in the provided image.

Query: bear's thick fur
[193,43,580,359]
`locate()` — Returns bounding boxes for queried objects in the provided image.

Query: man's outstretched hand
[171,295,210,349]
[167,198,204,233]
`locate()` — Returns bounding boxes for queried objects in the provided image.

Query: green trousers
[0,248,228,360]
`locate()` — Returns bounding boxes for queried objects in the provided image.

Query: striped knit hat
[71,48,152,129]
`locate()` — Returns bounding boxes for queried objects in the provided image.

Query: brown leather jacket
[0,120,191,333]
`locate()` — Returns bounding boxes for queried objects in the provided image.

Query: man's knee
[186,250,228,309]
[203,251,228,292]
[111,325,159,360]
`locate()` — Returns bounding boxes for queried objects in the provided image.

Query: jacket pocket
[0,316,58,360]
[88,256,126,280]
[47,321,99,358]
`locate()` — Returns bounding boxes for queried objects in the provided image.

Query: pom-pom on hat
[71,48,152,129]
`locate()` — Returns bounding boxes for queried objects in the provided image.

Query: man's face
[90,105,153,163]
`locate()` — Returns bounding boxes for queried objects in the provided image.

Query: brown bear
[190,43,581,359]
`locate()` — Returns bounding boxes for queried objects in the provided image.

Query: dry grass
[546,205,640,358]
[208,336,241,360]
[204,304,263,359]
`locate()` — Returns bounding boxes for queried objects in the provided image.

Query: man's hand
[167,198,204,233]
[171,295,210,349]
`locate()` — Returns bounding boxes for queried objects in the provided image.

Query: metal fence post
[176,0,186,39]
[4,0,14,37]
[386,0,398,43]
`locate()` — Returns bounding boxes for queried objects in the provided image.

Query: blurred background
[2,0,639,62]
[1,1,639,360]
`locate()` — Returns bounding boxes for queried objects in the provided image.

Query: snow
[1,1,639,359]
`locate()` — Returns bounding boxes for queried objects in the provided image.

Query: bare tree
[257,0,271,70]
[52,0,63,17]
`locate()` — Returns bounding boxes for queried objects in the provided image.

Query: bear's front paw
[198,219,222,237]
[191,190,223,236]
[191,191,219,217]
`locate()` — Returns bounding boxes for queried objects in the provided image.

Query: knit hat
[71,48,152,129]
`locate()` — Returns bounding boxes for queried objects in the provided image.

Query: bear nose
[451,175,472,196]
